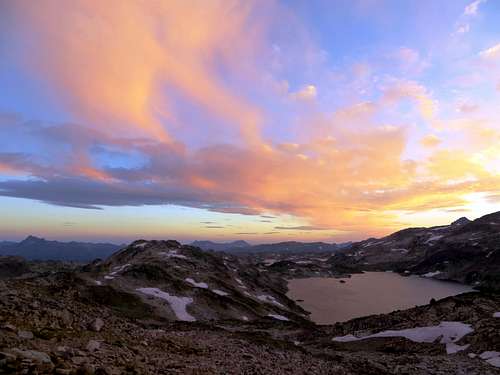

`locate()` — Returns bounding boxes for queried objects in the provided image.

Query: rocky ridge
[334,211,500,291]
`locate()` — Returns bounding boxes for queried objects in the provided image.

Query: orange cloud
[420,134,441,148]
[9,0,272,146]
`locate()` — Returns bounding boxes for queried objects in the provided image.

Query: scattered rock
[1,323,17,332]
[89,318,104,332]
[86,340,101,352]
[17,330,34,340]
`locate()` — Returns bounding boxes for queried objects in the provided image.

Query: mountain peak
[21,235,45,243]
[451,217,471,226]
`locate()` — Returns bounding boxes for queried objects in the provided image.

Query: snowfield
[136,287,195,321]
[332,321,473,351]
[479,351,500,368]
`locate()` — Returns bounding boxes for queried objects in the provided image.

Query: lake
[287,272,474,324]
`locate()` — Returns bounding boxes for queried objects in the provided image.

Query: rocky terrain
[320,212,500,292]
[1,238,499,374]
[245,252,355,279]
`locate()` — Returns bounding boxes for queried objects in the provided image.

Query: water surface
[287,272,474,324]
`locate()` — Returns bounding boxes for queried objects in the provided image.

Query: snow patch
[263,258,277,266]
[487,357,500,368]
[110,264,131,276]
[212,289,229,296]
[422,271,441,278]
[332,322,473,346]
[267,314,289,321]
[390,248,408,253]
[241,316,249,321]
[446,343,469,354]
[185,278,208,289]
[480,351,500,368]
[94,280,102,286]
[134,242,148,249]
[136,287,195,321]
[493,312,500,318]
[104,276,114,280]
[235,278,247,289]
[480,351,500,360]
[159,250,187,259]
[257,294,286,309]
[332,334,358,342]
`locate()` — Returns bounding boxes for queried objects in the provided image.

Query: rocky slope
[337,211,500,291]
[80,239,308,323]
[1,262,499,374]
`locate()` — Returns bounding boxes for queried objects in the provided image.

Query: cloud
[457,102,479,113]
[289,85,317,101]
[4,0,273,146]
[383,80,436,120]
[454,0,486,35]
[420,134,442,148]
[464,0,486,16]
[274,225,332,231]
[479,43,500,60]
[486,194,500,203]
[455,24,470,34]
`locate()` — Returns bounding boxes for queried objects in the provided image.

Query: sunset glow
[1,0,500,243]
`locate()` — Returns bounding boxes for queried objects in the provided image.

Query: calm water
[287,272,474,324]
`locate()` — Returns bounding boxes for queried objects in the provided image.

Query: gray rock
[10,348,52,364]
[89,318,104,332]
[1,323,17,332]
[86,340,101,352]
[71,356,88,365]
[17,330,34,340]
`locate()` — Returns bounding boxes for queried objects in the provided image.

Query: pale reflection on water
[287,272,474,324]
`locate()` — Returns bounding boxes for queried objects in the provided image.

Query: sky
[1,0,500,244]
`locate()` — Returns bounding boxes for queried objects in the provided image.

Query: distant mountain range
[191,240,251,252]
[0,236,345,262]
[191,240,348,254]
[0,235,122,262]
